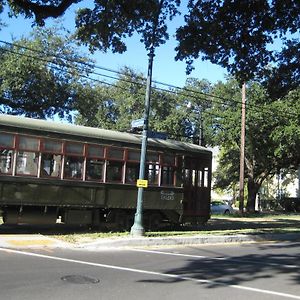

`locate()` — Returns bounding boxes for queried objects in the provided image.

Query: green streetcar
[0,114,212,230]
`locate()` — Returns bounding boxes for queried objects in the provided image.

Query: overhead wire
[0,39,298,121]
[0,48,294,130]
[0,46,245,127]
[0,39,291,118]
[2,43,296,143]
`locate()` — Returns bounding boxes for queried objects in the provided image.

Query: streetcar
[0,114,212,230]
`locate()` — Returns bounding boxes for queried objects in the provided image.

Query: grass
[51,212,300,244]
[1,213,300,244]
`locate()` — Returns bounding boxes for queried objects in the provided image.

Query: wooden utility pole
[239,83,246,213]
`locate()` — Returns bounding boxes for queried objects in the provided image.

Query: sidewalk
[0,234,71,249]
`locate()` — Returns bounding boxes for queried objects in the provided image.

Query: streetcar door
[183,157,211,222]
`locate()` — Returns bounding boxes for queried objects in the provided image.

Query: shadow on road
[138,242,300,289]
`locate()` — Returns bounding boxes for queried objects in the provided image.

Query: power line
[0,47,243,129]
[0,39,298,120]
[0,39,284,116]
[2,46,295,145]
[0,46,296,126]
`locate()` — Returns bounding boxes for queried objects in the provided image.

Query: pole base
[130,223,145,237]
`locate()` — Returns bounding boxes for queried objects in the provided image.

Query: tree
[75,67,188,140]
[0,25,92,119]
[270,88,300,169]
[3,1,180,52]
[3,0,78,25]
[178,78,214,146]
[211,79,300,211]
[75,67,147,130]
[175,0,300,96]
[3,1,299,97]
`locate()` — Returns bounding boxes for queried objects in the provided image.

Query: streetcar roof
[0,114,212,156]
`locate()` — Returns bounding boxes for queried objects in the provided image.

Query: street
[0,241,299,300]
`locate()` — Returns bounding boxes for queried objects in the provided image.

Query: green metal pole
[130,47,155,237]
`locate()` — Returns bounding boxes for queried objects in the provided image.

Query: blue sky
[0,3,227,88]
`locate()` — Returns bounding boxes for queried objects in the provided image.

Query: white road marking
[0,247,299,299]
[130,248,300,269]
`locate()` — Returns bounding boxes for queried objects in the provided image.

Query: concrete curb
[1,232,299,250]
[76,232,300,250]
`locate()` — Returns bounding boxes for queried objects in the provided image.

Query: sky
[0,3,227,88]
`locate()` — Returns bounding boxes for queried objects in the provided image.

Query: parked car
[210,200,234,214]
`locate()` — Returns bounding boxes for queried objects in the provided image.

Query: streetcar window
[175,156,183,187]
[184,169,191,184]
[203,167,209,188]
[86,159,104,181]
[41,153,62,178]
[184,168,201,187]
[106,161,123,182]
[161,166,175,186]
[64,156,84,179]
[162,154,175,165]
[107,148,124,160]
[146,164,159,185]
[43,139,62,153]
[0,150,13,174]
[0,133,14,148]
[197,170,203,187]
[125,163,139,184]
[16,151,38,176]
[147,152,159,163]
[127,150,140,161]
[191,170,196,186]
[65,142,84,155]
[18,136,39,151]
[87,145,104,158]
[176,169,183,187]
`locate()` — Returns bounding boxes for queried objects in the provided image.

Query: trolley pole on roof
[130,46,155,237]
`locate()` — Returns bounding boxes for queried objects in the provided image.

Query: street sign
[136,179,148,188]
[131,118,144,129]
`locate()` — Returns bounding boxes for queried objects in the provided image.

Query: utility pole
[239,82,246,213]
[130,46,155,237]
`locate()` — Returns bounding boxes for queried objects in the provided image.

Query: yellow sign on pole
[136,179,148,188]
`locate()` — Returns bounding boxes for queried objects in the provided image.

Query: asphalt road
[0,242,299,300]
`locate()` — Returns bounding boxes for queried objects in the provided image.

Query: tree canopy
[0,25,92,119]
[175,0,300,96]
[2,1,180,53]
[2,1,299,96]
[75,67,189,140]
[210,79,300,210]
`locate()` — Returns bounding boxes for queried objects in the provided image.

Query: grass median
[50,212,300,244]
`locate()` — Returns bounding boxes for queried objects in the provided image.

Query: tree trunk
[246,178,260,212]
